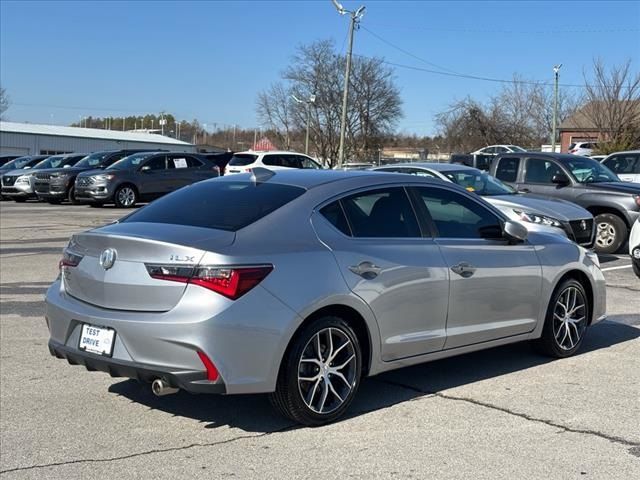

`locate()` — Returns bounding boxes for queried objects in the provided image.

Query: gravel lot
[1,200,638,479]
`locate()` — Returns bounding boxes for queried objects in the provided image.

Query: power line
[365,22,640,35]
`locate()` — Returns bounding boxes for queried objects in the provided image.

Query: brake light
[244,168,252,173]
[146,264,273,300]
[197,351,219,381]
[59,249,83,271]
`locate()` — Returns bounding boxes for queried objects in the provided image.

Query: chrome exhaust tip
[152,378,179,396]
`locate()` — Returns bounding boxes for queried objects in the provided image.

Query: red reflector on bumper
[197,351,219,381]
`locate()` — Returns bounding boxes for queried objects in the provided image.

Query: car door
[137,154,169,197]
[516,157,579,201]
[493,156,521,187]
[410,185,542,349]
[166,153,197,189]
[314,186,450,361]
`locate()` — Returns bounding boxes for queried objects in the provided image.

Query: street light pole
[552,64,562,153]
[292,94,316,155]
[333,1,366,168]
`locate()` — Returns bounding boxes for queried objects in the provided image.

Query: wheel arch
[585,205,630,229]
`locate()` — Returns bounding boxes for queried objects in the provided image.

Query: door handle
[349,261,382,279]
[451,262,476,278]
[518,188,530,193]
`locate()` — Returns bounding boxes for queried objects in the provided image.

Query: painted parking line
[601,264,632,272]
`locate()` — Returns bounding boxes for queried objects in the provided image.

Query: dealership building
[0,121,195,156]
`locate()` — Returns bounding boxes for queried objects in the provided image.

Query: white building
[0,121,195,156]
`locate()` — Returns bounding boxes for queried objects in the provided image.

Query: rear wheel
[594,213,626,254]
[270,316,362,426]
[114,185,137,208]
[67,186,79,205]
[535,278,589,358]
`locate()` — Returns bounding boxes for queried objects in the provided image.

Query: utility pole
[253,128,257,149]
[333,1,366,168]
[292,94,317,155]
[232,124,237,149]
[552,64,562,153]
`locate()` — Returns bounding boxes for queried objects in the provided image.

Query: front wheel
[67,186,79,205]
[114,185,137,208]
[594,213,626,254]
[535,278,589,358]
[270,316,362,426]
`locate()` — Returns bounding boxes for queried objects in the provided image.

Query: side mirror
[503,220,528,242]
[551,173,570,185]
[140,165,151,172]
[63,164,70,168]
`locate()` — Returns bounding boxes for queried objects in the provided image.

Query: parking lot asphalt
[1,200,639,479]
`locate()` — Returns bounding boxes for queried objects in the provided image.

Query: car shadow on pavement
[108,320,639,432]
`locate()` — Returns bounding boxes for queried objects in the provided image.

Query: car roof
[604,150,640,155]
[376,162,478,172]
[235,150,311,156]
[496,152,591,162]
[214,168,444,190]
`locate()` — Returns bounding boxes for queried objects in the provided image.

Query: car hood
[1,169,33,178]
[77,168,115,177]
[583,182,640,195]
[486,194,591,221]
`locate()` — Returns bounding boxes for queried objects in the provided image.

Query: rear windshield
[122,180,306,231]
[228,154,258,166]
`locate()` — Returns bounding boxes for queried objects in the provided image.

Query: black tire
[114,184,137,208]
[535,278,589,358]
[270,316,362,426]
[67,186,79,205]
[594,213,626,254]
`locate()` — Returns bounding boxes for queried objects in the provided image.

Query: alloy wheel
[596,222,616,248]
[297,327,357,414]
[552,286,587,351]
[117,187,135,207]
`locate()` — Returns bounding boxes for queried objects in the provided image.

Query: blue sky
[1,0,639,135]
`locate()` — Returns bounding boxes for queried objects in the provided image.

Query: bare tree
[0,86,9,120]
[582,58,640,153]
[256,40,402,166]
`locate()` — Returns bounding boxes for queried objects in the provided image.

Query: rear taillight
[146,264,273,300]
[59,249,83,271]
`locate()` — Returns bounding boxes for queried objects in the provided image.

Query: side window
[144,155,167,171]
[185,156,204,168]
[319,201,351,236]
[300,156,320,169]
[524,158,562,184]
[262,155,283,167]
[341,188,421,238]
[605,155,639,174]
[415,187,501,239]
[282,155,303,169]
[495,146,508,153]
[407,168,437,178]
[495,157,520,182]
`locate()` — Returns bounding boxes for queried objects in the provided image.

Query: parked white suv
[630,218,640,279]
[568,141,598,156]
[601,150,640,183]
[470,145,527,155]
[225,151,322,174]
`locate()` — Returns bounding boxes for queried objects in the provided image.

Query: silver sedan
[46,169,606,425]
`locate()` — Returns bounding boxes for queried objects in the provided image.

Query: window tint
[416,187,501,239]
[282,155,302,168]
[186,156,204,168]
[228,154,257,166]
[603,155,639,174]
[495,157,520,182]
[263,155,283,167]
[340,188,420,238]
[320,201,351,235]
[300,156,321,169]
[524,158,562,183]
[167,156,189,169]
[122,181,305,231]
[144,156,167,171]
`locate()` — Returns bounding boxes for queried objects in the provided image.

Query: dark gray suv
[74,151,219,208]
[490,152,640,254]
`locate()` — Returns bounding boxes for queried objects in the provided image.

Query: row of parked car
[1,148,639,259]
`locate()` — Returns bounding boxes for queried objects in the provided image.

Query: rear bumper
[48,339,226,393]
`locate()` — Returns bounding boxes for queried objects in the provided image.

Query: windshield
[107,152,156,170]
[228,154,258,166]
[565,157,619,183]
[59,156,83,168]
[443,169,516,196]
[0,156,34,170]
[33,155,66,170]
[74,151,113,168]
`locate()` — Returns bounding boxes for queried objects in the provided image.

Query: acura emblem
[99,248,117,270]
[580,220,587,231]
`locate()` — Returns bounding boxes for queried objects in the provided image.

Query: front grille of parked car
[2,176,16,186]
[569,219,594,245]
[35,173,52,181]
[76,177,94,187]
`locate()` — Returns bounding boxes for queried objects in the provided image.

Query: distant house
[559,101,640,153]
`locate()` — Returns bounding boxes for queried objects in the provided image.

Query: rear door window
[319,201,351,236]
[524,158,562,184]
[186,156,204,168]
[263,155,284,167]
[144,155,167,171]
[340,187,421,238]
[122,181,306,231]
[494,157,520,182]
